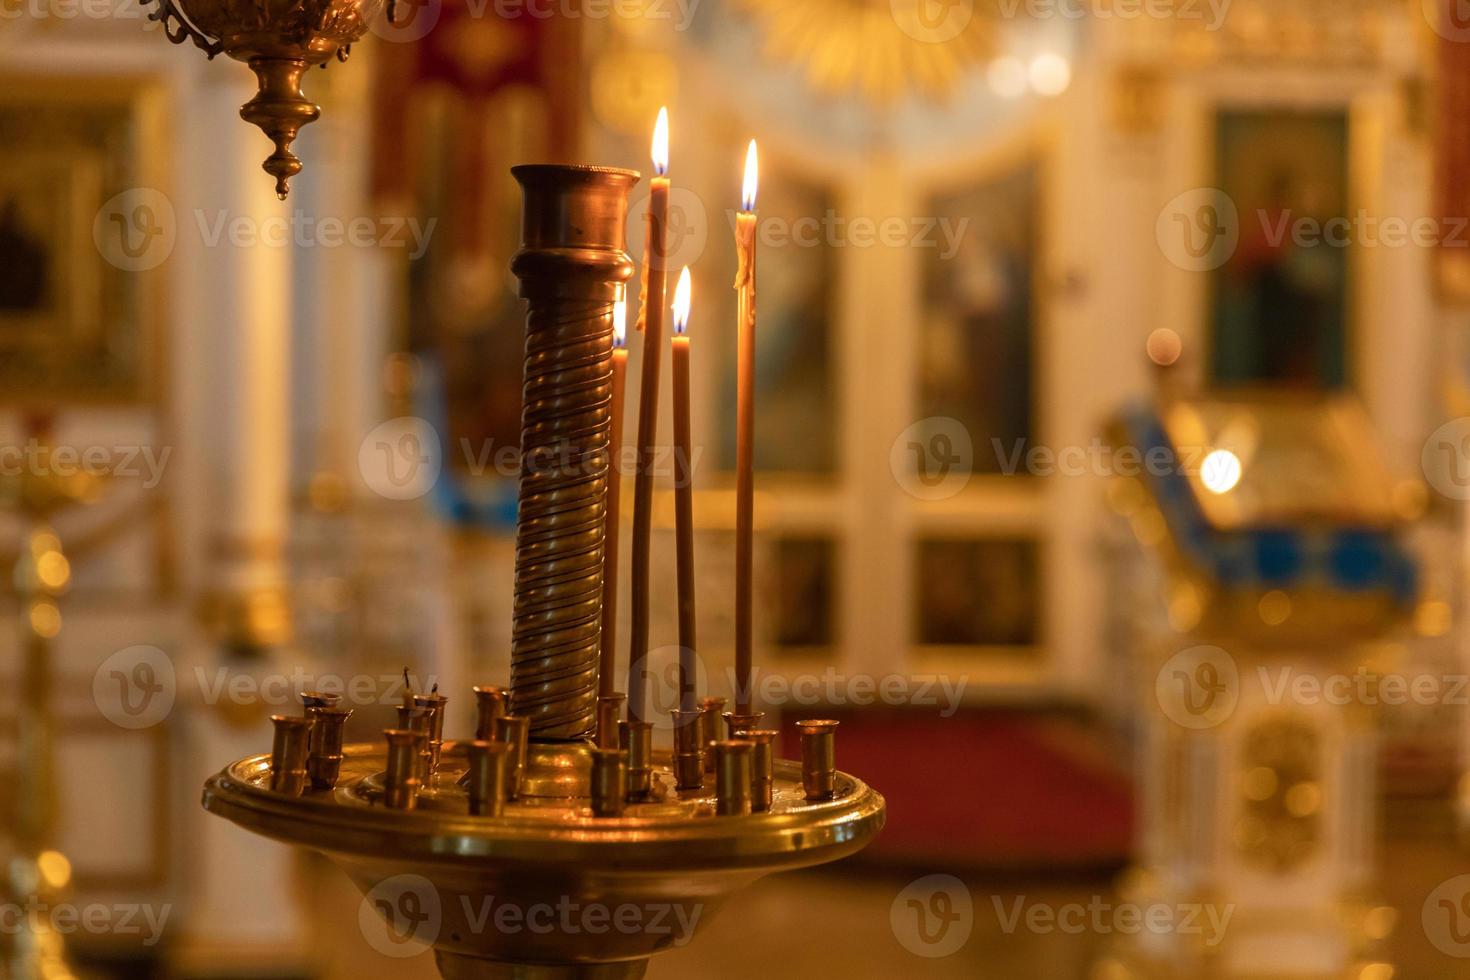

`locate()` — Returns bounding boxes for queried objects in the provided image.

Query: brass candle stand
[202,166,886,979]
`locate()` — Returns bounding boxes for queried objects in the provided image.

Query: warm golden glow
[651,106,669,176]
[1200,449,1242,494]
[36,551,70,591]
[734,0,992,104]
[1414,599,1452,637]
[37,850,72,889]
[672,267,692,336]
[613,299,627,349]
[1029,52,1072,96]
[29,600,61,639]
[1284,781,1322,817]
[742,140,759,212]
[1258,589,1291,626]
[1146,327,1182,367]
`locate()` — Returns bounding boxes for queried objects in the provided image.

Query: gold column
[506,165,638,740]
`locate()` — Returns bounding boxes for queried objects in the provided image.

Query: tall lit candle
[733,140,758,716]
[670,268,696,715]
[627,107,671,724]
[599,299,628,698]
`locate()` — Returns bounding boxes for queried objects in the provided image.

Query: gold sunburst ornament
[734,0,994,104]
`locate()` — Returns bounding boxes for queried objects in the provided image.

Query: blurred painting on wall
[0,77,163,404]
[919,158,1037,474]
[915,537,1040,649]
[1210,109,1350,389]
[769,535,837,651]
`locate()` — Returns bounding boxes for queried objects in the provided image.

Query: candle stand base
[203,740,884,978]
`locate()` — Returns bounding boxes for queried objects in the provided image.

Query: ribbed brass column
[508,165,639,741]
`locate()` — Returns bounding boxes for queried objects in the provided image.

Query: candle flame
[672,267,691,336]
[613,298,627,349]
[741,139,758,211]
[652,107,670,176]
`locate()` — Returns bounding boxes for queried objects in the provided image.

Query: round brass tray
[202,741,885,978]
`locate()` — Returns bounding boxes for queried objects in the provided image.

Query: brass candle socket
[620,719,653,800]
[463,741,511,817]
[472,685,508,742]
[412,692,449,784]
[698,696,727,773]
[139,0,385,197]
[736,729,779,812]
[671,708,705,791]
[383,729,425,811]
[507,165,639,741]
[596,693,626,750]
[300,690,341,711]
[723,710,764,741]
[268,715,313,796]
[493,715,531,800]
[713,741,754,817]
[398,705,432,784]
[798,719,840,801]
[590,748,628,818]
[307,706,354,790]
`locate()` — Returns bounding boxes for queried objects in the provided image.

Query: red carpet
[780,708,1135,869]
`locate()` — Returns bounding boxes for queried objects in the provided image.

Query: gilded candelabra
[202,166,885,979]
[140,0,389,197]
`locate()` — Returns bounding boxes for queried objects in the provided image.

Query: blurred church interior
[5,0,1470,977]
